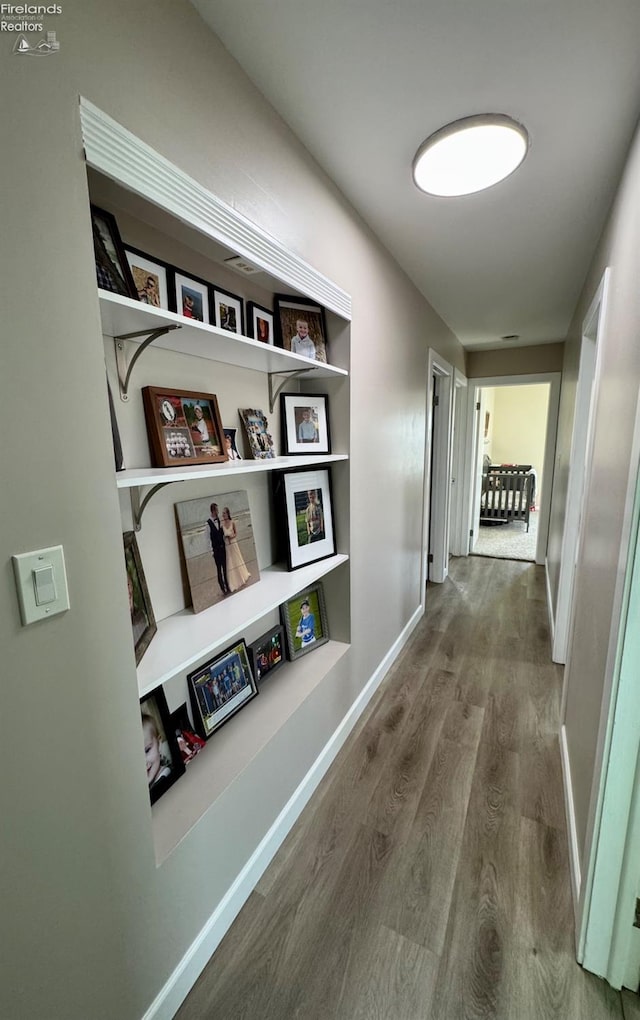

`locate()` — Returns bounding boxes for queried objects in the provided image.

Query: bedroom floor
[473,510,538,561]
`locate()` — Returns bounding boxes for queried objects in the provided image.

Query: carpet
[472,510,538,562]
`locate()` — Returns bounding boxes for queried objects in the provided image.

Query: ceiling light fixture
[412,114,529,197]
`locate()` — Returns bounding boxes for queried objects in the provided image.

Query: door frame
[449,369,469,556]
[422,350,454,586]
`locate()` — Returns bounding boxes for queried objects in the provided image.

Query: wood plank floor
[176,556,630,1020]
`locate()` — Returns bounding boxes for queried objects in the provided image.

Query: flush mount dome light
[412,114,529,197]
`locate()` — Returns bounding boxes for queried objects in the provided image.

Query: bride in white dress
[222,507,251,592]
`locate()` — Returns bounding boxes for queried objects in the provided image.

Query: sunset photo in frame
[142,386,226,467]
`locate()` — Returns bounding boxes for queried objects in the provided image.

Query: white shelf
[137,553,349,696]
[116,453,348,489]
[99,291,348,379]
[152,638,350,863]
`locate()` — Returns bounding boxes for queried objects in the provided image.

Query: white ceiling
[192,0,640,350]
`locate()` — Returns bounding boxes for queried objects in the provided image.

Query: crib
[480,464,534,531]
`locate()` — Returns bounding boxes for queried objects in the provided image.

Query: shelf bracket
[129,482,172,531]
[114,325,182,402]
[267,369,316,413]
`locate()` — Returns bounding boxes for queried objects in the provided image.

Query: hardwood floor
[176,556,629,1020]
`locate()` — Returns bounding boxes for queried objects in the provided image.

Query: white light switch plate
[12,545,70,625]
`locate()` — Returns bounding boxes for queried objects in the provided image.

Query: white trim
[79,97,351,321]
[450,370,469,556]
[423,351,454,585]
[560,724,583,943]
[141,605,424,1020]
[545,557,555,646]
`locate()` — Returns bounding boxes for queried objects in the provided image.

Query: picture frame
[123,531,157,664]
[174,490,261,614]
[238,408,276,460]
[280,392,331,455]
[248,624,286,685]
[274,294,328,364]
[172,269,210,323]
[275,466,336,570]
[223,426,243,462]
[280,582,329,661]
[187,638,259,739]
[107,375,124,471]
[168,702,207,766]
[140,686,185,804]
[125,246,172,310]
[247,301,274,344]
[90,204,137,299]
[142,386,226,467]
[212,285,244,335]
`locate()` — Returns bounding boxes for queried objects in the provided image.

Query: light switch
[12,545,70,625]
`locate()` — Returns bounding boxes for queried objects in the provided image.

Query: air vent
[501,334,520,341]
[223,255,260,275]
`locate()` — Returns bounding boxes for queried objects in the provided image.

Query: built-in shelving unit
[115,454,349,490]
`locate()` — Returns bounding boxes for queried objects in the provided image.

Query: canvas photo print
[175,490,260,613]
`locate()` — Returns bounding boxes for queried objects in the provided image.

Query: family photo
[188,640,258,738]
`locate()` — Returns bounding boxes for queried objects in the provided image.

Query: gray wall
[0,2,463,1018]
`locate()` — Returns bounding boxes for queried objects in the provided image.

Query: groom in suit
[207,502,229,596]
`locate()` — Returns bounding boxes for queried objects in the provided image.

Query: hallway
[177,557,631,1019]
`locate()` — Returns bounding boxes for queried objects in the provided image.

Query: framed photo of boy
[140,686,185,805]
[248,624,286,684]
[276,466,336,570]
[123,531,157,665]
[142,386,226,467]
[247,301,274,344]
[125,246,171,310]
[212,286,244,335]
[239,408,276,460]
[280,393,331,455]
[274,295,328,364]
[91,204,137,299]
[172,270,210,323]
[187,639,258,739]
[280,583,329,661]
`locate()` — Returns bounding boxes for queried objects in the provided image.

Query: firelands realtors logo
[2,4,62,54]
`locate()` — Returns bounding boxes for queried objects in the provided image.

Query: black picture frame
[168,702,207,766]
[212,285,245,335]
[187,639,259,739]
[125,245,173,310]
[248,625,286,685]
[223,426,243,462]
[247,301,274,344]
[280,392,331,455]
[280,583,330,661]
[123,531,157,664]
[274,466,337,570]
[170,267,211,323]
[91,204,137,299]
[274,294,328,363]
[140,686,185,804]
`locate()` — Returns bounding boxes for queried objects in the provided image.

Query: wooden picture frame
[140,685,185,804]
[91,204,137,299]
[274,294,328,363]
[123,531,157,665]
[238,408,276,460]
[248,624,286,685]
[125,246,172,310]
[142,386,226,467]
[280,583,329,661]
[212,285,244,335]
[247,301,274,344]
[172,269,211,323]
[280,392,331,455]
[188,639,259,739]
[275,466,337,570]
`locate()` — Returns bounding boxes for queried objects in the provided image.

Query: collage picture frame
[142,386,226,467]
[239,408,276,460]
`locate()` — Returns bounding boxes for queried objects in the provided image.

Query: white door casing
[422,351,454,586]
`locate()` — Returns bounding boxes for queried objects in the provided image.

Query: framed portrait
[174,489,261,614]
[168,702,207,766]
[239,408,276,460]
[142,386,226,467]
[172,270,210,323]
[274,295,328,364]
[188,639,259,739]
[223,426,243,462]
[123,531,157,665]
[140,686,185,804]
[280,583,329,661]
[248,625,286,685]
[280,393,331,455]
[91,204,137,299]
[212,286,244,335]
[275,466,336,570]
[125,246,171,310]
[247,301,274,344]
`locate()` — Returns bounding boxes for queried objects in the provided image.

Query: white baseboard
[143,604,425,1020]
[545,556,555,647]
[560,724,582,946]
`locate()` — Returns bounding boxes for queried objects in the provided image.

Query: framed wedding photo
[123,531,157,665]
[274,294,328,363]
[140,686,185,805]
[247,301,274,344]
[276,466,336,570]
[280,393,331,455]
[280,583,329,661]
[213,286,244,335]
[91,204,137,299]
[142,386,226,467]
[125,246,171,310]
[248,625,285,685]
[239,408,276,460]
[187,639,258,739]
[172,270,210,323]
